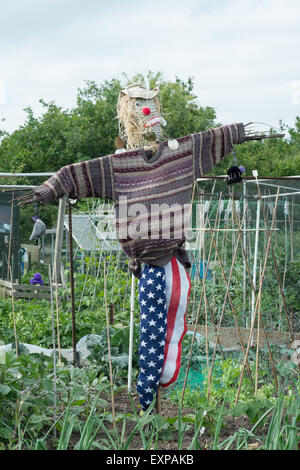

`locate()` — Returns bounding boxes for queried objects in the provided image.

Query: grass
[0,331,299,450]
[26,391,300,450]
[0,256,299,451]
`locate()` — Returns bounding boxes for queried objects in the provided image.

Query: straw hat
[119,83,159,100]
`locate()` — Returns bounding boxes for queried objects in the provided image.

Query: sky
[0,0,299,135]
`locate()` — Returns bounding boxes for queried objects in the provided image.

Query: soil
[188,325,300,350]
[90,388,260,451]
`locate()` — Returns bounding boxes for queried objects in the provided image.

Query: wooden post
[67,201,77,366]
[103,259,116,430]
[156,384,162,414]
[251,200,261,344]
[53,196,67,284]
[235,188,280,405]
[9,266,18,357]
[7,192,14,281]
[109,302,115,325]
[128,274,135,395]
[48,264,57,439]
[255,263,262,397]
[243,180,247,326]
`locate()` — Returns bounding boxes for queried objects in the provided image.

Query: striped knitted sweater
[33,123,245,270]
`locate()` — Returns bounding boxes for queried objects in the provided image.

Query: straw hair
[117,91,162,149]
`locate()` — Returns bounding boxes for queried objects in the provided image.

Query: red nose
[142,107,151,115]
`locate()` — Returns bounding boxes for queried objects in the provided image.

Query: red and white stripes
[160,257,191,388]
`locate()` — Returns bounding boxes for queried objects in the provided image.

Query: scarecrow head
[116,83,167,150]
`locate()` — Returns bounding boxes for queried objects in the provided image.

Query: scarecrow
[20,83,283,411]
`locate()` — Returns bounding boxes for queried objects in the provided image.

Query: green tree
[212,120,300,178]
[126,71,216,137]
[0,73,218,241]
[0,73,217,175]
[0,72,299,242]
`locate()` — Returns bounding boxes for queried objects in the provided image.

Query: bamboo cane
[191,185,222,345]
[54,266,62,365]
[290,198,294,262]
[9,266,18,357]
[156,384,162,415]
[190,218,223,344]
[128,273,135,395]
[231,193,279,391]
[7,192,14,281]
[203,229,209,374]
[255,263,262,397]
[103,259,116,430]
[67,202,77,366]
[209,222,252,370]
[49,264,57,438]
[181,192,222,407]
[255,181,294,342]
[235,188,280,404]
[206,201,254,400]
[251,200,261,344]
[188,182,198,325]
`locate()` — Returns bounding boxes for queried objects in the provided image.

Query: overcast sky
[0,0,299,135]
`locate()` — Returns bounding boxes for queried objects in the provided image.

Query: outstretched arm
[192,122,245,178]
[18,155,114,205]
[192,122,284,179]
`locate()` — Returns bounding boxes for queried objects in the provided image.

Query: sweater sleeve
[33,155,114,204]
[192,123,246,179]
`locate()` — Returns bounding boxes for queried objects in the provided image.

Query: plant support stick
[49,264,57,439]
[128,273,135,394]
[103,259,116,429]
[68,201,77,366]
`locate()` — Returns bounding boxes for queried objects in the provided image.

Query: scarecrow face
[134,97,166,142]
[117,84,167,149]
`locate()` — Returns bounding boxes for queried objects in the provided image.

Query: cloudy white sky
[0,0,299,134]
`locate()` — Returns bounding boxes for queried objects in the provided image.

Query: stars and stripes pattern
[137,257,191,410]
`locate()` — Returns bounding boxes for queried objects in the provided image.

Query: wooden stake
[156,384,162,414]
[255,182,294,342]
[181,192,222,407]
[235,188,280,405]
[49,264,57,439]
[231,193,279,391]
[290,198,294,262]
[128,274,135,395]
[7,192,14,281]
[9,266,18,357]
[255,263,262,397]
[103,259,116,430]
[206,200,254,401]
[54,266,62,365]
[67,201,77,366]
[53,197,67,284]
[109,302,115,325]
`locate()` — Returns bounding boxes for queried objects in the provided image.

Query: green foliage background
[0,71,299,241]
[0,72,299,450]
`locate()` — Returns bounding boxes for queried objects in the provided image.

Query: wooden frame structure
[0,278,50,300]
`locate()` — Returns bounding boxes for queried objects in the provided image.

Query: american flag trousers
[137,257,191,410]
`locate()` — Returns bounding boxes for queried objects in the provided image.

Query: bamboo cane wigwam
[178,177,300,403]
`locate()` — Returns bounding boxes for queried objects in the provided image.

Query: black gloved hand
[227,166,242,185]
